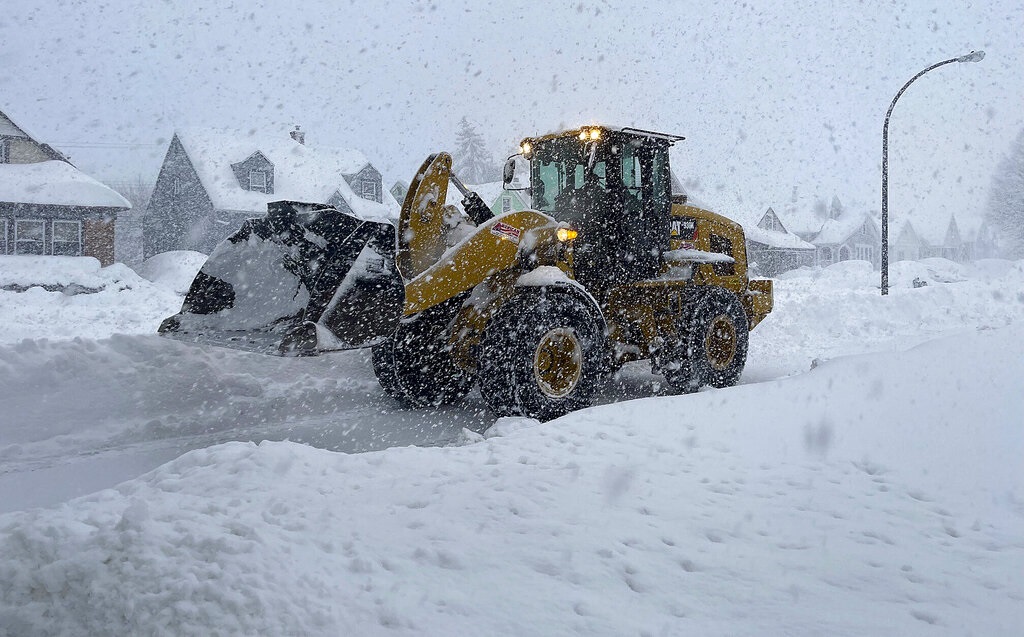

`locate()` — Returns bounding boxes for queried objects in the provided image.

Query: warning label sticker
[490,221,522,244]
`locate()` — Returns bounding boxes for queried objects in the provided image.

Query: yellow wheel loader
[160,126,773,420]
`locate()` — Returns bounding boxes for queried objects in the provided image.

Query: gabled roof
[0,108,38,140]
[812,211,877,245]
[173,128,399,221]
[730,207,814,250]
[895,220,922,245]
[891,208,983,246]
[0,160,131,208]
[744,224,815,250]
[0,111,30,138]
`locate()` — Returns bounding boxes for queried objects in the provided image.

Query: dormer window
[249,169,268,193]
[361,180,377,200]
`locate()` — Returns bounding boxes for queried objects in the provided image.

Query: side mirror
[502,158,516,187]
[503,155,530,191]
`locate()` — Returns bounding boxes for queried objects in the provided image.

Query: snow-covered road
[1,254,1022,634]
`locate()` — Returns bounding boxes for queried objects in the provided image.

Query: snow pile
[135,250,208,295]
[0,255,191,344]
[748,258,1024,381]
[0,325,1021,635]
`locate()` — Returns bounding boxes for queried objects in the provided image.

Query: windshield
[530,136,607,218]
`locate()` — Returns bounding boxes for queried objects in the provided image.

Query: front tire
[372,311,474,407]
[663,287,749,393]
[478,289,605,420]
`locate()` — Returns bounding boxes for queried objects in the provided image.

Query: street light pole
[881,50,984,296]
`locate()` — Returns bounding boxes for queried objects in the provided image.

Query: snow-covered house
[967,218,999,260]
[806,197,881,268]
[440,180,531,219]
[893,214,977,263]
[740,207,815,276]
[892,220,925,262]
[389,180,409,205]
[144,128,400,257]
[0,109,129,266]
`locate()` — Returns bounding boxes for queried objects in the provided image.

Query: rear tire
[478,289,604,420]
[372,312,474,407]
[663,287,749,393]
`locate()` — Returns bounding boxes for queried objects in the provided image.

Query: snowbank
[0,255,191,344]
[135,250,207,295]
[0,325,1021,635]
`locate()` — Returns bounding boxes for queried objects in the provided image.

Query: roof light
[578,130,588,141]
[520,141,532,157]
[589,128,601,140]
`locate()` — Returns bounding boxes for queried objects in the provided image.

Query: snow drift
[0,324,1022,636]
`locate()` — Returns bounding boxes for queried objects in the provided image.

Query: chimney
[290,125,305,145]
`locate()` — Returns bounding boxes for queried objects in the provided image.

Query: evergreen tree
[985,129,1024,258]
[453,117,498,185]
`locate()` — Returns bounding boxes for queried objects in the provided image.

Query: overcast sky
[2,0,1021,231]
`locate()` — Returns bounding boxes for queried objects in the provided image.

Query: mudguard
[158,201,404,356]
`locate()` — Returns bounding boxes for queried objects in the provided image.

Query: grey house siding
[230,152,275,193]
[326,190,355,216]
[746,242,814,277]
[144,135,215,258]
[343,165,383,203]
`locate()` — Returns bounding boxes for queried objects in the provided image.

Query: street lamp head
[956,50,985,63]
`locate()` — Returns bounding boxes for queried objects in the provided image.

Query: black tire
[372,311,474,408]
[478,289,605,421]
[663,287,749,393]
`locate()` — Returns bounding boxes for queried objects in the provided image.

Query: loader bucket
[158,201,404,356]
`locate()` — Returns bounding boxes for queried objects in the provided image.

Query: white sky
[2,0,1021,231]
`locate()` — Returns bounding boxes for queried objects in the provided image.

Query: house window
[249,170,268,193]
[15,219,46,255]
[819,246,834,265]
[361,180,377,200]
[0,139,9,163]
[855,244,874,262]
[52,220,82,256]
[838,246,851,261]
[0,219,7,254]
[501,196,512,213]
[172,177,183,196]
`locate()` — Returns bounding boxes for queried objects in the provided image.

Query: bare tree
[109,176,154,266]
[985,129,1024,259]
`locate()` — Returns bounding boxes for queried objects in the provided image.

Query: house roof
[892,209,984,246]
[728,207,815,250]
[173,128,399,221]
[744,224,815,250]
[0,109,37,140]
[0,160,130,208]
[812,211,876,245]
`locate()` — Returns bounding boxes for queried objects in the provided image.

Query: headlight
[556,228,578,242]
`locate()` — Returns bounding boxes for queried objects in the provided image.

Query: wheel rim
[533,327,583,399]
[705,314,737,371]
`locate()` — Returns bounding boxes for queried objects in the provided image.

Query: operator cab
[505,126,683,294]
